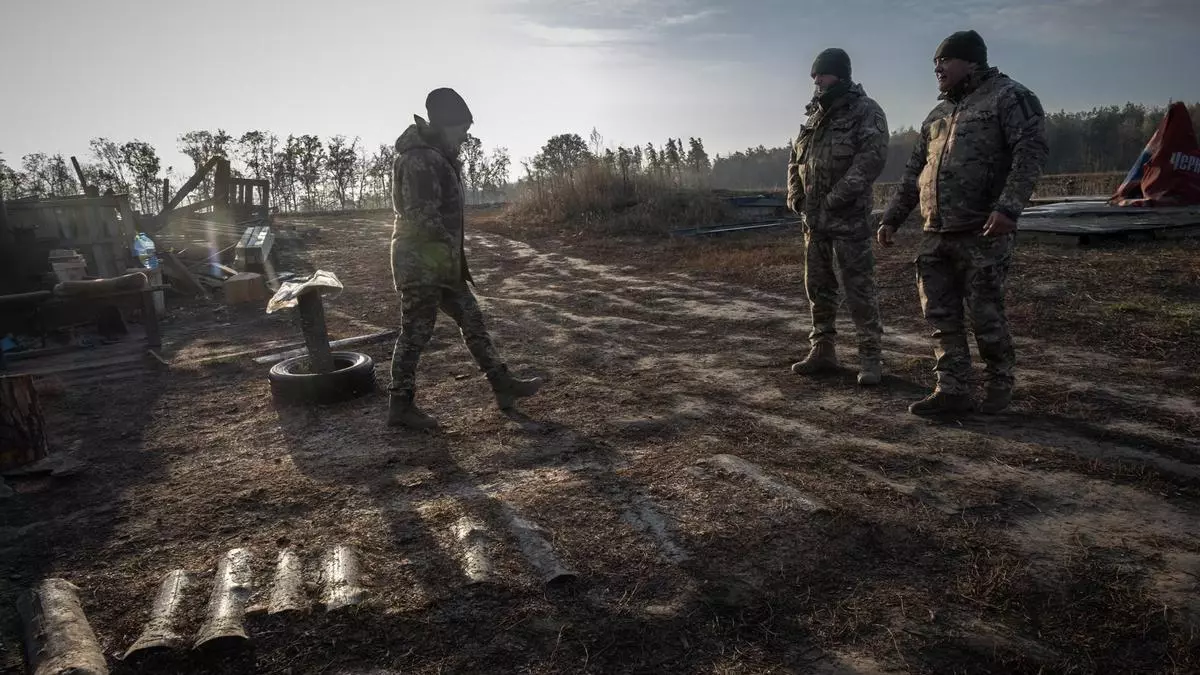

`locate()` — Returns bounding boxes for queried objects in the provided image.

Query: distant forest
[1,101,1195,212]
[709,101,1200,190]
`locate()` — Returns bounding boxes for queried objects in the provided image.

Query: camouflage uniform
[388,107,540,426]
[880,65,1048,404]
[787,81,889,367]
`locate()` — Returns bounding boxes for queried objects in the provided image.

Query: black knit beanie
[425,87,473,127]
[811,48,851,81]
[934,30,988,66]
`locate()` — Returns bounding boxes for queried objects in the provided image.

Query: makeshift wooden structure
[145,157,276,293]
[0,374,49,472]
[2,193,139,290]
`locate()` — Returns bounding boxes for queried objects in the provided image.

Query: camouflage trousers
[915,231,1015,394]
[804,233,883,357]
[388,282,503,395]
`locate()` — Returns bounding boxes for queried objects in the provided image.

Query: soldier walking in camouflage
[387,87,542,429]
[787,48,889,385]
[878,31,1049,416]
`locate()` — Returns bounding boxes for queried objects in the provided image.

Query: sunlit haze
[2,0,1198,179]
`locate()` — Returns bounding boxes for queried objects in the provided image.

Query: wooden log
[319,546,365,612]
[0,374,49,472]
[123,570,193,658]
[17,578,108,675]
[194,548,253,649]
[296,291,334,373]
[267,548,308,616]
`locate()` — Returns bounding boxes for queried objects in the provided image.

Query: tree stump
[0,374,49,472]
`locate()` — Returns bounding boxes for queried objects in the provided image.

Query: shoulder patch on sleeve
[1014,88,1044,121]
[873,110,887,134]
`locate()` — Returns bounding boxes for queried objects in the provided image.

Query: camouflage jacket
[787,82,889,239]
[880,67,1049,233]
[390,115,472,290]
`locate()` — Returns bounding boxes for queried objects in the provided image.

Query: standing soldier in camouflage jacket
[787,48,890,385]
[387,88,542,429]
[878,31,1048,416]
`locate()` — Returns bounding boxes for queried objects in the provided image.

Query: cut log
[194,548,253,649]
[319,546,365,612]
[17,578,108,675]
[451,516,495,585]
[123,570,192,658]
[267,548,308,615]
[0,374,50,472]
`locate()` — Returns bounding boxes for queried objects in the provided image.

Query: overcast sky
[2,0,1198,180]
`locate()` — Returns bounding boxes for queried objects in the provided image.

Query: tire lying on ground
[268,351,376,404]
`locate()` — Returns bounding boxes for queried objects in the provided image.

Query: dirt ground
[2,209,1198,674]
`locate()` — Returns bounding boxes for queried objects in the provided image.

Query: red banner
[1110,102,1200,207]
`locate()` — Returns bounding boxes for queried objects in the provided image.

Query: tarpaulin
[1110,102,1200,207]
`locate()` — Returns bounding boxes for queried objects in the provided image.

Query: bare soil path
[1,212,1197,674]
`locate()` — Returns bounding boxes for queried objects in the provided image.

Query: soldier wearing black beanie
[425,87,474,128]
[811,48,852,82]
[934,30,988,67]
[877,29,1049,417]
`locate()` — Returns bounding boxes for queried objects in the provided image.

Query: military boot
[857,356,882,386]
[387,391,438,430]
[979,385,1013,414]
[791,342,838,375]
[908,388,974,417]
[486,365,543,410]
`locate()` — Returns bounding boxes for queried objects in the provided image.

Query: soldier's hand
[876,223,896,247]
[983,211,1017,237]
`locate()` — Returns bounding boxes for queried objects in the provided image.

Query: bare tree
[325,135,359,209]
[178,129,233,199]
[461,133,485,203]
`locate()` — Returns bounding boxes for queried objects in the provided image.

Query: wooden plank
[70,156,88,188]
[159,157,219,216]
[212,158,232,225]
[297,291,334,373]
[160,250,211,301]
[253,330,399,365]
[164,196,221,217]
[142,288,161,348]
[5,196,121,211]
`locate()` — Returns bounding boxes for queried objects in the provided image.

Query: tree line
[0,131,513,214]
[2,100,1196,210]
[708,101,1200,190]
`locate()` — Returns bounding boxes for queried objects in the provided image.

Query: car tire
[268,351,376,404]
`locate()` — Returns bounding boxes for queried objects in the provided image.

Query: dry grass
[503,162,736,238]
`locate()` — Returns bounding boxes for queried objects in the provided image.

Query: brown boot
[486,366,543,409]
[979,385,1013,414]
[908,389,974,416]
[387,391,438,430]
[791,342,838,375]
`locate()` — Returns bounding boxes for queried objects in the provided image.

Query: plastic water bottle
[133,233,159,269]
